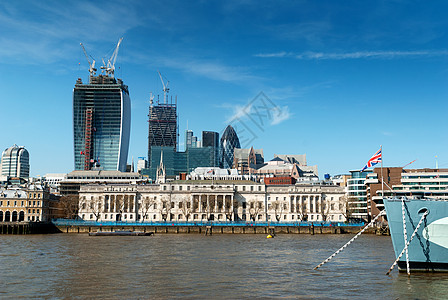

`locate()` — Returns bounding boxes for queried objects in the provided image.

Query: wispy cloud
[0,1,142,64]
[255,50,448,60]
[158,57,261,83]
[271,106,291,125]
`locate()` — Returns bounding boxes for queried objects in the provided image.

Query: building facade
[77,181,346,223]
[1,144,30,179]
[148,102,177,167]
[346,170,371,221]
[73,75,131,171]
[0,185,62,222]
[220,125,241,169]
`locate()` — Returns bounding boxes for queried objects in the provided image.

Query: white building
[77,181,346,223]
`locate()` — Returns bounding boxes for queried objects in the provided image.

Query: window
[179,186,182,191]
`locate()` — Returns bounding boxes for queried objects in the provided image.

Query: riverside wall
[55,224,384,235]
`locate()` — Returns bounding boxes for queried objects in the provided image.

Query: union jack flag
[361,148,382,172]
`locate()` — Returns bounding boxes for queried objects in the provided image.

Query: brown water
[1,234,448,299]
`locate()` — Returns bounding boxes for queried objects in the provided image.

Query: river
[1,234,447,299]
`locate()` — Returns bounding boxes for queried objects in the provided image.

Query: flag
[361,148,382,172]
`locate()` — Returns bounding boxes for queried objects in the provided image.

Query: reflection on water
[1,234,448,299]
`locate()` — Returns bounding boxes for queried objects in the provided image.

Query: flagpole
[381,145,384,216]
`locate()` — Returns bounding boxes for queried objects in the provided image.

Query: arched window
[12,211,18,222]
[5,211,11,222]
[19,211,25,222]
[0,211,3,222]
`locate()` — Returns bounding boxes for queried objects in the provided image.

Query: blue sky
[1,0,448,177]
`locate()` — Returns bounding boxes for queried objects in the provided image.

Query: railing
[52,219,365,227]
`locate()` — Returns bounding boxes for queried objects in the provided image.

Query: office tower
[0,144,30,178]
[220,125,241,169]
[73,39,130,171]
[148,102,177,167]
[185,130,193,149]
[202,131,219,167]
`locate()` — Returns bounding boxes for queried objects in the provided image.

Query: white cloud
[270,106,291,125]
[255,50,448,60]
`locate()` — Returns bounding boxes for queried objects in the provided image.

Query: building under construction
[147,100,178,167]
[73,39,130,172]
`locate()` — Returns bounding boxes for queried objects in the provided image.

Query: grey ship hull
[384,198,448,272]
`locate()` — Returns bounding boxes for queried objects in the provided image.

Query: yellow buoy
[266,234,273,238]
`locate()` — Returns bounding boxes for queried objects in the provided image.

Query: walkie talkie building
[73,75,131,171]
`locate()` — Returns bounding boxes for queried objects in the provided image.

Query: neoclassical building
[78,180,346,223]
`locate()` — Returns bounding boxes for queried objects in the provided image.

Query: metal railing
[52,219,365,227]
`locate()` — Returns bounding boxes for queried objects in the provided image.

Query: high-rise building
[202,131,219,167]
[73,74,131,171]
[220,125,241,169]
[0,144,30,178]
[148,102,177,167]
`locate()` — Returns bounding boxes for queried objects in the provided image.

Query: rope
[386,210,428,275]
[401,199,410,275]
[314,210,386,270]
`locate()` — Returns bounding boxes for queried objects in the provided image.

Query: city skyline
[1,1,448,177]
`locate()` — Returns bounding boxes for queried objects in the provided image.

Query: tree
[90,197,103,221]
[158,196,173,221]
[248,200,263,222]
[273,200,284,222]
[114,195,125,222]
[59,195,79,219]
[179,198,193,222]
[203,197,216,221]
[140,196,155,222]
[340,195,352,222]
[224,199,234,221]
[320,198,331,222]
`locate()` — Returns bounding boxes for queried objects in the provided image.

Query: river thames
[1,234,448,299]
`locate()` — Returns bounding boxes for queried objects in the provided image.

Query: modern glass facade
[220,125,240,169]
[73,75,130,171]
[202,131,219,167]
[148,104,177,167]
[148,146,217,179]
[347,170,371,221]
[1,145,29,178]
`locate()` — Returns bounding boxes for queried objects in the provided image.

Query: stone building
[77,181,346,223]
[0,184,62,222]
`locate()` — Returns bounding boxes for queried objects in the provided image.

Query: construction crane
[80,43,97,77]
[402,159,417,168]
[101,37,123,77]
[157,70,170,103]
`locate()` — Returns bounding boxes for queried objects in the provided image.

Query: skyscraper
[202,131,219,167]
[220,125,241,169]
[73,74,130,171]
[1,144,30,178]
[148,102,177,167]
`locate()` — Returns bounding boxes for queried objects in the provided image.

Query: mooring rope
[386,210,428,275]
[401,199,410,275]
[313,210,386,270]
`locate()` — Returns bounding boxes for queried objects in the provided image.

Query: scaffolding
[84,107,94,170]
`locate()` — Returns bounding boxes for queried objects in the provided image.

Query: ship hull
[384,198,448,272]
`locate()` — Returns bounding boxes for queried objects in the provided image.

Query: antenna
[101,37,123,77]
[80,43,97,78]
[157,70,170,104]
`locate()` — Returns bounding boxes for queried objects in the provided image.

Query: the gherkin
[220,125,240,169]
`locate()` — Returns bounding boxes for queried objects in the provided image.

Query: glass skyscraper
[220,125,240,169]
[73,75,131,171]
